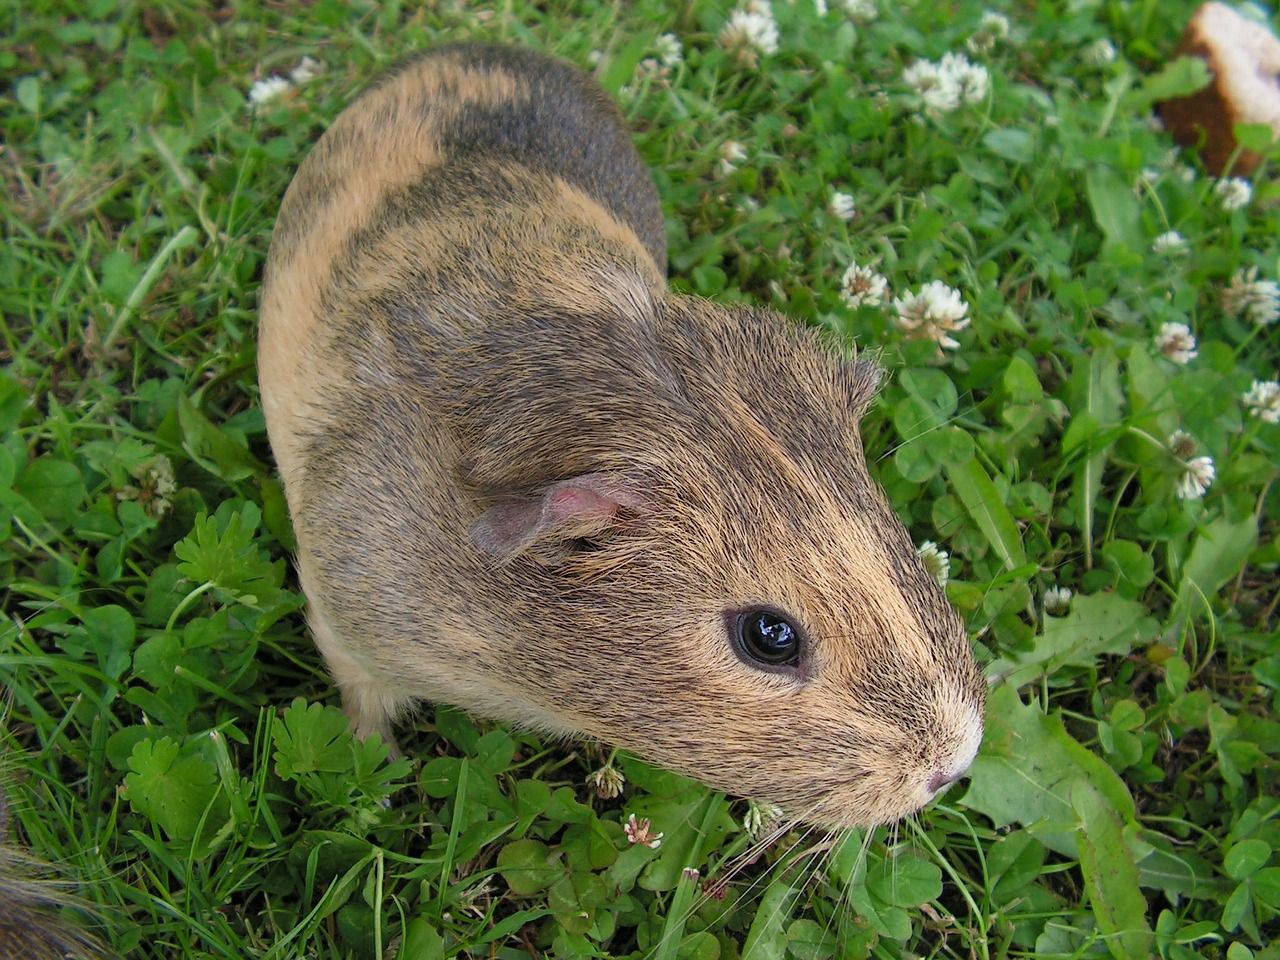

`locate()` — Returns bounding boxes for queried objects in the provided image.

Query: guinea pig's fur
[258,43,986,829]
[0,786,113,960]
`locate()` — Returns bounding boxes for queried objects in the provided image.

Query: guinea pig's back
[396,43,668,270]
[259,44,667,488]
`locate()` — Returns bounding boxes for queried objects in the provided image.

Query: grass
[2,0,1278,957]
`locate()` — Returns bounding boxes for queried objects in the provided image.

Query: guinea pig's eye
[734,608,802,668]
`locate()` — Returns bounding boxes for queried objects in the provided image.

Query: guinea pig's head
[461,292,986,829]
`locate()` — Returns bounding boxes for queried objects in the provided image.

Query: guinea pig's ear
[848,357,883,418]
[468,473,650,559]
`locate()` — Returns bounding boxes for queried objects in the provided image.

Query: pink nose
[928,769,963,794]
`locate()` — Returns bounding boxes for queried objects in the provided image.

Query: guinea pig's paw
[468,472,650,559]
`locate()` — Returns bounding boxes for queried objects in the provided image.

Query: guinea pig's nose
[927,769,964,794]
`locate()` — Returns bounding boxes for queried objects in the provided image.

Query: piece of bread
[1157,2,1280,175]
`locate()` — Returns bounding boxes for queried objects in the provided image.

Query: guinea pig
[0,785,113,960]
[258,43,986,829]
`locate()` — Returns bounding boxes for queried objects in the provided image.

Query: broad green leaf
[1222,881,1254,934]
[962,684,1135,857]
[0,371,31,432]
[785,918,835,960]
[1073,781,1154,960]
[944,457,1025,571]
[1002,356,1043,405]
[865,855,942,907]
[273,698,356,779]
[1224,839,1273,881]
[1100,539,1156,590]
[178,392,264,482]
[123,737,227,844]
[398,919,446,960]
[420,756,467,799]
[15,456,86,526]
[1250,867,1280,905]
[639,791,733,892]
[174,508,284,609]
[1175,516,1259,619]
[1125,346,1174,438]
[1234,122,1276,153]
[548,868,606,934]
[1067,347,1124,563]
[742,876,799,960]
[983,127,1035,164]
[990,592,1157,688]
[80,604,136,679]
[1122,56,1211,113]
[987,831,1047,905]
[1085,166,1143,252]
[676,931,719,960]
[497,838,562,896]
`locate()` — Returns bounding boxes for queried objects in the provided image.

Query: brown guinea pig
[258,43,986,829]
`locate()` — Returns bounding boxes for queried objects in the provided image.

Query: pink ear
[469,473,650,558]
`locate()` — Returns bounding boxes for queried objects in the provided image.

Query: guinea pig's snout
[926,710,985,797]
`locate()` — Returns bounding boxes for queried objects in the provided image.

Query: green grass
[2,0,1279,957]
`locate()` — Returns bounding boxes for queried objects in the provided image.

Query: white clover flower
[631,57,671,88]
[1135,167,1160,192]
[1176,456,1215,500]
[815,0,829,14]
[587,765,626,799]
[980,10,1010,38]
[1157,148,1197,183]
[894,281,970,350]
[1166,431,1214,499]
[1154,322,1198,364]
[916,540,951,587]
[967,11,1011,53]
[841,0,878,21]
[1167,429,1197,459]
[1223,266,1280,326]
[940,52,990,104]
[654,33,684,67]
[903,59,961,115]
[624,814,663,848]
[1214,177,1253,211]
[289,56,325,85]
[828,191,856,220]
[719,7,780,63]
[1043,586,1073,615]
[1083,37,1117,65]
[247,75,292,107]
[840,262,888,308]
[1243,379,1280,424]
[118,454,177,518]
[1151,230,1188,255]
[903,54,987,116]
[743,799,786,838]
[718,140,748,175]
